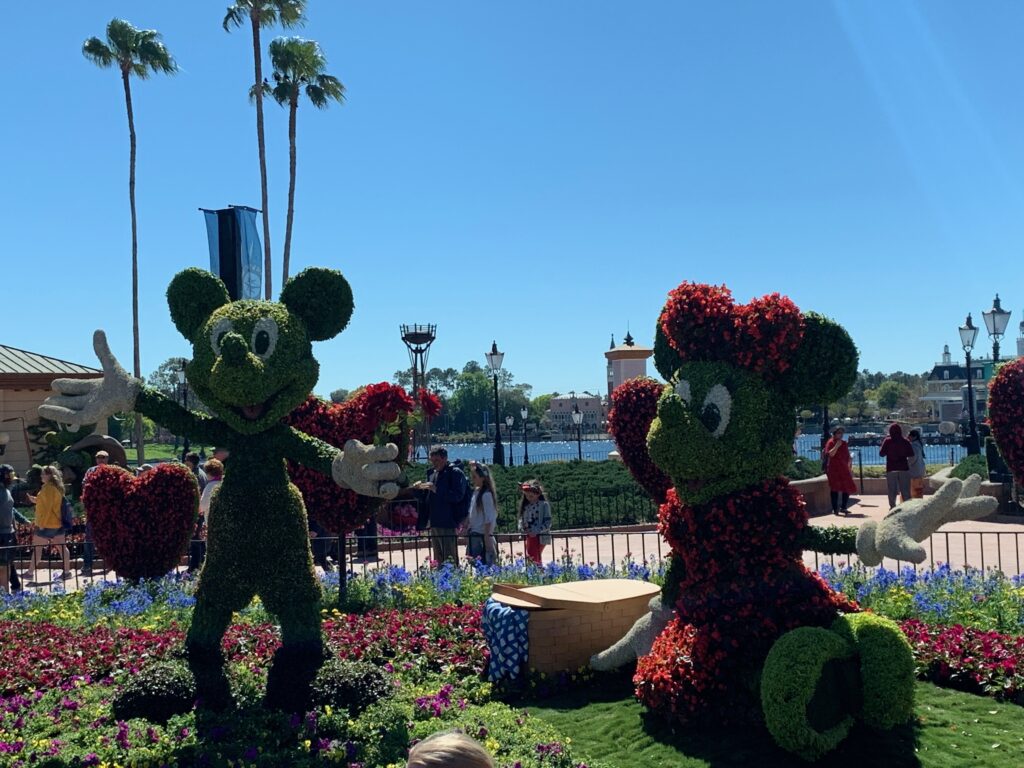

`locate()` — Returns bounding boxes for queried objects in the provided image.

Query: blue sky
[4,1,1024,400]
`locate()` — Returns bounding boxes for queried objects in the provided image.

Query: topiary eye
[251,318,279,361]
[210,319,234,356]
[674,379,691,404]
[700,384,732,438]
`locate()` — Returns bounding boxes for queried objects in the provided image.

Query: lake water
[422,435,966,468]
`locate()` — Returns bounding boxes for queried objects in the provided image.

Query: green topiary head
[167,267,354,435]
[650,283,857,504]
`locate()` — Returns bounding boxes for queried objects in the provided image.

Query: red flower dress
[825,438,857,495]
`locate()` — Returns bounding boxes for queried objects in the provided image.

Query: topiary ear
[781,312,858,408]
[279,267,354,341]
[167,269,231,340]
[653,323,682,381]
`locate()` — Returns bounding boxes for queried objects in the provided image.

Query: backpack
[60,496,75,531]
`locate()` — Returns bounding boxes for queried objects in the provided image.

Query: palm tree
[83,19,177,464]
[266,37,345,286]
[223,0,305,300]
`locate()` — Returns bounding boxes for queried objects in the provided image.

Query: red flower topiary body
[635,482,858,723]
[285,384,417,535]
[82,463,198,581]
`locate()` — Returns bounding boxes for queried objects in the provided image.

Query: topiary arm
[134,388,231,447]
[282,427,401,499]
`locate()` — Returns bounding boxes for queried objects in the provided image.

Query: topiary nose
[220,332,249,365]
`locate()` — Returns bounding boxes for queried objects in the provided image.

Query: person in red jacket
[879,422,914,509]
[824,426,857,515]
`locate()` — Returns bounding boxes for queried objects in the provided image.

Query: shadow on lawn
[525,671,923,768]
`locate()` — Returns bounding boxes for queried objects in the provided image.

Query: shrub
[831,613,915,729]
[311,659,393,716]
[760,626,855,762]
[348,697,411,767]
[950,454,988,481]
[112,661,196,723]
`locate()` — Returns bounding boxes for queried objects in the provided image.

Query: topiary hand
[856,474,996,565]
[38,330,141,427]
[331,439,401,499]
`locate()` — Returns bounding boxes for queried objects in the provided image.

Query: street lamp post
[571,404,583,461]
[520,405,530,465]
[178,361,190,462]
[959,314,980,456]
[485,341,505,466]
[982,293,1012,363]
[505,414,515,467]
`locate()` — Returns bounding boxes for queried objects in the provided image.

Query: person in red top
[825,426,857,515]
[879,422,914,509]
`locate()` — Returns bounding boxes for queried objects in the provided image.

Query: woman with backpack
[24,464,71,580]
[466,462,498,565]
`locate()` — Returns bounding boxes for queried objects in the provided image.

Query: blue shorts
[35,528,65,540]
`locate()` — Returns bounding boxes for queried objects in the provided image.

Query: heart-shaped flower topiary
[82,463,198,581]
[989,358,1024,483]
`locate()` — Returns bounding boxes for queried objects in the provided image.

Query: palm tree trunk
[122,69,145,464]
[282,95,297,286]
[251,12,273,301]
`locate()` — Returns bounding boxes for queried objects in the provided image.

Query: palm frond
[137,36,177,75]
[82,37,115,68]
[222,3,249,31]
[105,19,139,59]
[306,75,345,108]
[248,80,272,104]
[276,0,307,28]
[269,80,294,107]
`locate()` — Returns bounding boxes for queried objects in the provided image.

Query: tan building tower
[605,331,654,401]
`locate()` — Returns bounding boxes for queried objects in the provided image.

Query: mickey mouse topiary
[605,282,982,759]
[40,267,401,714]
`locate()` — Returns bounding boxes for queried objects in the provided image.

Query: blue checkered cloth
[482,597,529,681]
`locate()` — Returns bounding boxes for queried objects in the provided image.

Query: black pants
[830,491,850,512]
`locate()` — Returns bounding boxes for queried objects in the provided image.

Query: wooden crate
[490,579,661,674]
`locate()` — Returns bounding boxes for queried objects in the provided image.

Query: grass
[526,675,1024,767]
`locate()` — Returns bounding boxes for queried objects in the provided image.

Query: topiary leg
[830,613,916,729]
[761,626,857,761]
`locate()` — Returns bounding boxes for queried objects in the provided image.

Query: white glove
[38,330,141,427]
[331,439,401,499]
[857,475,996,565]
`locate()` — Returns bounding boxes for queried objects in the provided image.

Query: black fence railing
[5,526,1024,596]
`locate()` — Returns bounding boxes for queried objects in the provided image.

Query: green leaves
[82,19,177,79]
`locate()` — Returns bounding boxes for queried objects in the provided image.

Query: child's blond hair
[406,731,494,768]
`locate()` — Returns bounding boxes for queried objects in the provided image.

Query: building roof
[0,344,101,389]
[0,345,100,376]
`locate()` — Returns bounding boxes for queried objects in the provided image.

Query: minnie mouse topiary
[604,282,989,760]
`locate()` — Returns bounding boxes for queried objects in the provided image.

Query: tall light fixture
[520,405,530,465]
[982,294,1012,363]
[178,361,190,462]
[959,313,980,456]
[484,341,505,466]
[505,414,515,467]
[571,404,583,461]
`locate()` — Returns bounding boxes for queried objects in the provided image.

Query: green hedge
[950,453,989,481]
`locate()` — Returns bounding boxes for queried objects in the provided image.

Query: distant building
[920,331,1023,422]
[0,345,102,473]
[546,392,604,436]
[604,331,653,401]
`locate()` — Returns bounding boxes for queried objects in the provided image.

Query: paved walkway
[11,492,1024,595]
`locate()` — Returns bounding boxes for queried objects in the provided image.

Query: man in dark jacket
[879,422,914,509]
[417,446,467,564]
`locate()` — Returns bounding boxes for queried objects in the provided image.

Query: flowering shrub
[989,357,1024,484]
[900,619,1024,704]
[80,463,198,581]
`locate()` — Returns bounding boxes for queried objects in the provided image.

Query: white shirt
[199,479,222,517]
[467,489,497,534]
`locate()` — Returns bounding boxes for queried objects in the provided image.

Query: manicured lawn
[527,675,1024,767]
